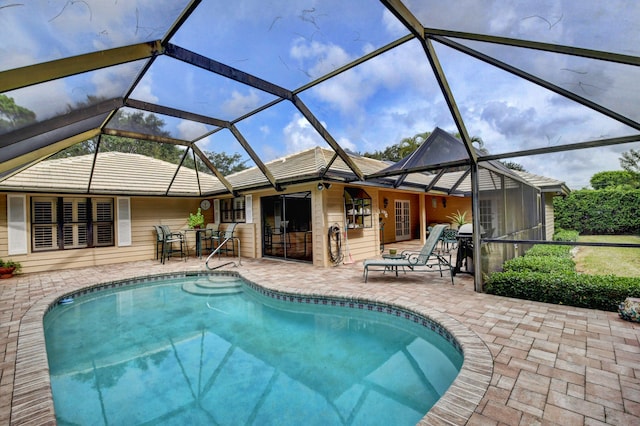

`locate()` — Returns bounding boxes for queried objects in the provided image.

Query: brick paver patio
[1,252,639,425]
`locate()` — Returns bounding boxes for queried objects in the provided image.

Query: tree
[590,170,640,190]
[364,131,430,161]
[204,151,249,175]
[620,148,640,174]
[365,131,490,162]
[50,98,249,175]
[52,109,186,164]
[0,94,36,132]
[501,161,527,172]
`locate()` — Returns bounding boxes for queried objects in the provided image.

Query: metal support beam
[380,0,424,38]
[191,144,235,194]
[381,0,477,162]
[479,134,640,162]
[449,169,471,194]
[424,28,640,67]
[1,98,123,149]
[420,38,478,162]
[432,36,640,132]
[165,43,293,100]
[424,169,447,192]
[295,34,415,95]
[0,129,100,175]
[102,129,189,146]
[470,162,483,292]
[365,159,469,180]
[228,124,279,190]
[125,99,229,129]
[0,41,164,93]
[291,95,364,181]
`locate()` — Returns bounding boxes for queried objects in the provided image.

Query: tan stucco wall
[0,194,205,274]
[1,187,479,274]
[425,195,472,228]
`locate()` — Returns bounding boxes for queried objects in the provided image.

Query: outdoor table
[382,253,405,276]
[183,228,208,258]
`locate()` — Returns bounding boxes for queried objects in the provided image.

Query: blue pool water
[44,275,462,425]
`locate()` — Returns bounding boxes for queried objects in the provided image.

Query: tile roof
[0,148,567,197]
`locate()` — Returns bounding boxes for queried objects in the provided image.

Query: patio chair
[201,222,220,253]
[154,225,164,261]
[159,225,187,263]
[363,224,453,284]
[441,228,458,252]
[212,222,238,257]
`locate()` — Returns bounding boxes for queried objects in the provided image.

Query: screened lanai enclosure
[2,0,639,288]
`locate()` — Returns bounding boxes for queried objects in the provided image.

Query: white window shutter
[7,194,28,255]
[117,197,131,246]
[213,199,220,223]
[245,195,253,223]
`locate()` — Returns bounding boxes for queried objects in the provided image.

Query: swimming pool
[44,273,464,425]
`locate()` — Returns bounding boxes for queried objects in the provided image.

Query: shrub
[502,256,575,274]
[485,239,640,312]
[553,229,579,242]
[525,244,573,258]
[485,271,640,311]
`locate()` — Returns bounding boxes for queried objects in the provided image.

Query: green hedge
[524,244,573,258]
[485,238,640,311]
[485,271,640,311]
[553,229,579,242]
[502,256,575,274]
[554,189,640,234]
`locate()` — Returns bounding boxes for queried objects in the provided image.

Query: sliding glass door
[261,192,312,262]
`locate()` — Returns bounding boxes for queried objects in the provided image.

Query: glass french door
[395,200,411,241]
[261,192,312,262]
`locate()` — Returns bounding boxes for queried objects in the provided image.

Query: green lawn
[573,235,640,277]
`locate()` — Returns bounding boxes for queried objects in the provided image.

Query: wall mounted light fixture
[442,197,447,208]
[383,198,389,208]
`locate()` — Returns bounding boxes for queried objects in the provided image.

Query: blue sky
[2,0,639,189]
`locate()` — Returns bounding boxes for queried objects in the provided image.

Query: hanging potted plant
[0,259,22,279]
[188,208,205,229]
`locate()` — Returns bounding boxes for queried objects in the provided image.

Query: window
[220,197,246,223]
[344,187,372,229]
[31,197,114,251]
[479,199,494,237]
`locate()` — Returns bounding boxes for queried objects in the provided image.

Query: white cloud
[381,9,408,37]
[280,112,358,157]
[221,89,262,117]
[130,79,159,104]
[290,38,353,79]
[283,114,325,153]
[6,80,71,121]
[92,63,151,102]
[177,120,209,142]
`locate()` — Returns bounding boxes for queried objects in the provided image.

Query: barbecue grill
[454,223,474,275]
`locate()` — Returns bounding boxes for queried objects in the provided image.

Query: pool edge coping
[12,270,492,425]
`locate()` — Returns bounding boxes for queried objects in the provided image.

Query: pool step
[182,276,243,296]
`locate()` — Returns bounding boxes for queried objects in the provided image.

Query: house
[0,138,569,275]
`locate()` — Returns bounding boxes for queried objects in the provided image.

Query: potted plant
[0,259,22,279]
[188,208,205,229]
[446,210,469,229]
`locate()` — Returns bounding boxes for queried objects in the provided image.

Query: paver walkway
[1,254,639,425]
